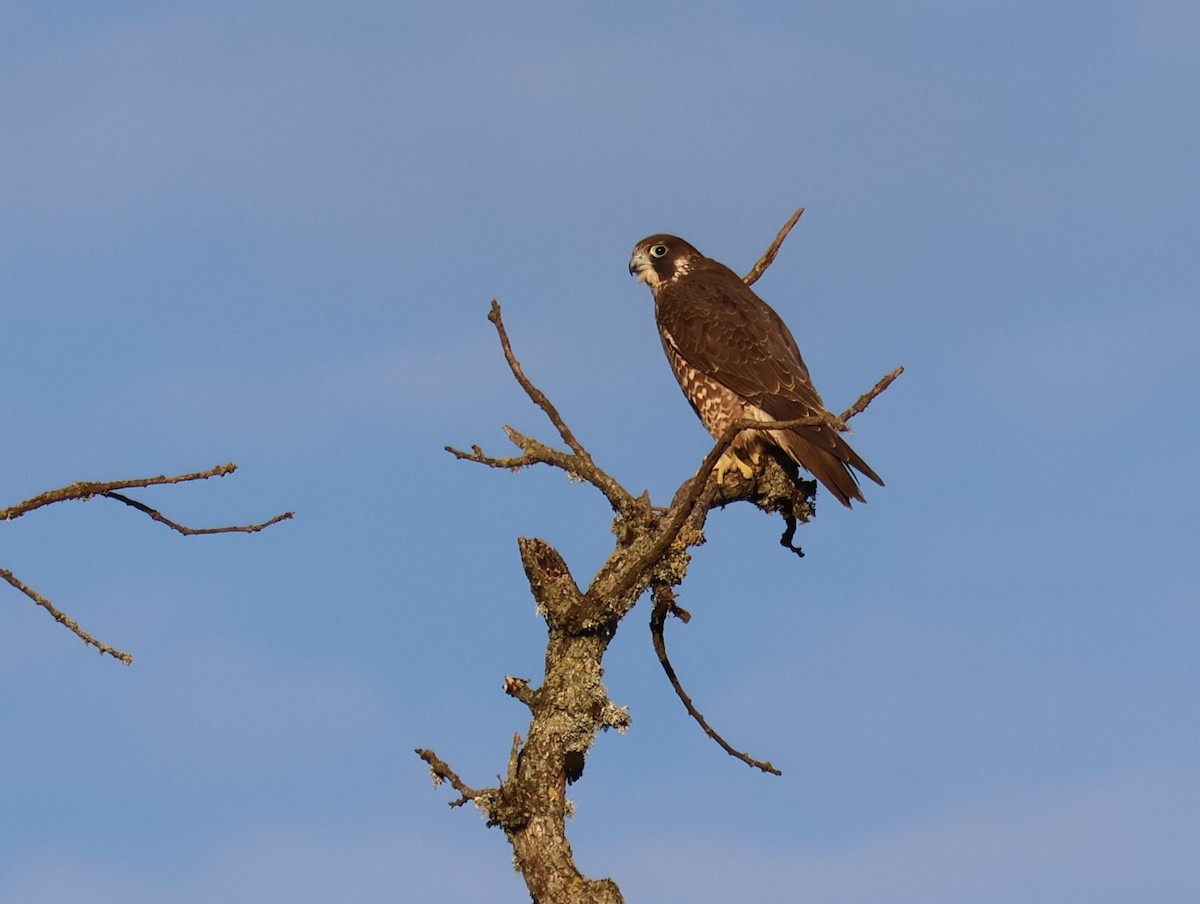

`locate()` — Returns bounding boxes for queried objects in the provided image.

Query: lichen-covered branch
[419,536,629,903]
[421,208,902,902]
[414,747,480,808]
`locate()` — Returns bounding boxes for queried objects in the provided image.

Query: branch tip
[1,569,134,665]
[743,207,805,286]
[650,585,781,775]
[415,747,479,807]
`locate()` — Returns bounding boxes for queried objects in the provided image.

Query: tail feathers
[775,427,883,508]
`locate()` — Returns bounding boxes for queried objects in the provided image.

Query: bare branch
[619,378,904,592]
[2,462,237,521]
[2,463,291,662]
[742,207,805,286]
[840,365,905,424]
[487,300,589,460]
[444,442,534,470]
[450,313,642,518]
[415,747,480,808]
[0,569,133,664]
[650,585,780,775]
[1,463,293,532]
[101,492,293,535]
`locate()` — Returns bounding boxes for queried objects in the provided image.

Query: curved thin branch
[102,492,293,535]
[650,585,780,775]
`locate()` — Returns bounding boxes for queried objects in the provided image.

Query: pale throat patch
[635,265,663,288]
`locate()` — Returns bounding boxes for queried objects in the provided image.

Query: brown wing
[655,256,883,504]
[655,258,824,413]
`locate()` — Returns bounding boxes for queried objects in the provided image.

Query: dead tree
[418,211,901,903]
[2,462,292,664]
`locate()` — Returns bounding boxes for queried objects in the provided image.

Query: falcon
[629,234,883,507]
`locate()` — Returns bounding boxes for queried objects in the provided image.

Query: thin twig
[0,569,133,664]
[488,300,589,461]
[450,319,641,517]
[840,365,905,423]
[650,585,780,775]
[2,463,291,664]
[415,747,480,808]
[102,492,294,535]
[742,207,805,286]
[444,443,533,470]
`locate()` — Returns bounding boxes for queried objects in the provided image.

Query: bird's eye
[650,244,668,258]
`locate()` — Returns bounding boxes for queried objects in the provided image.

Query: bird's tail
[773,426,883,508]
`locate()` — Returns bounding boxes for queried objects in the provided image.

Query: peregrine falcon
[629,234,882,507]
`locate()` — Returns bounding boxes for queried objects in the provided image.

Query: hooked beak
[628,249,651,282]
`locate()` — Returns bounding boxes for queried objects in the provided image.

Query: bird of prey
[629,234,883,507]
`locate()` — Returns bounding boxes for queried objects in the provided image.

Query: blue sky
[2,2,1198,901]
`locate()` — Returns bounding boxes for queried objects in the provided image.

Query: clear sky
[3,2,1198,901]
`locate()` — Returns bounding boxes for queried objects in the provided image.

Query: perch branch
[650,585,780,774]
[659,362,903,563]
[593,414,827,603]
[0,569,133,664]
[595,353,903,603]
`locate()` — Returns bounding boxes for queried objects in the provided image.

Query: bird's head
[628,235,699,289]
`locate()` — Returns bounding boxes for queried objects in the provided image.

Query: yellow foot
[715,452,756,484]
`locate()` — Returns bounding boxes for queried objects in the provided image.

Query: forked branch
[2,463,293,664]
[447,303,643,521]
